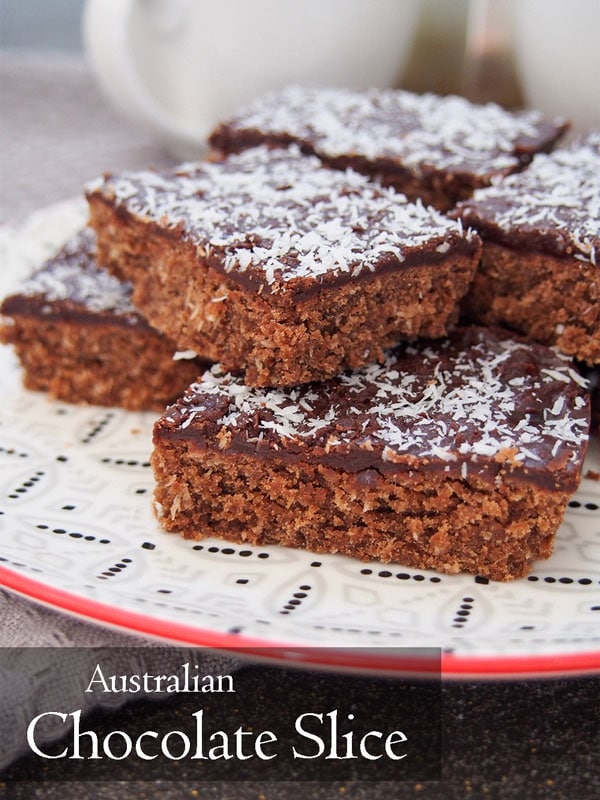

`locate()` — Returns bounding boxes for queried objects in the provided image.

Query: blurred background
[0,0,493,96]
[1,0,598,224]
[1,0,524,105]
[1,0,86,51]
[1,0,173,223]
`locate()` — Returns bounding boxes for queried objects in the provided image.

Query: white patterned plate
[0,203,599,680]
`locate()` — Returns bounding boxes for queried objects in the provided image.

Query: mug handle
[82,0,206,151]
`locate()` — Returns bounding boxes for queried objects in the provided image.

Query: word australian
[85,663,235,695]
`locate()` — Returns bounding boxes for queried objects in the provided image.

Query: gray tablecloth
[0,51,175,225]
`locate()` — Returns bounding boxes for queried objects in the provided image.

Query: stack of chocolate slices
[3,87,598,580]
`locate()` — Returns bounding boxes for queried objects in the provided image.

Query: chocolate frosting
[209,86,567,178]
[86,145,478,299]
[1,228,152,329]
[155,327,590,491]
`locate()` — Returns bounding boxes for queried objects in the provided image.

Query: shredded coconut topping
[8,228,139,318]
[456,130,600,265]
[164,329,589,482]
[90,145,472,289]
[212,85,563,173]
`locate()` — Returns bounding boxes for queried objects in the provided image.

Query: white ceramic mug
[508,0,600,134]
[82,0,421,159]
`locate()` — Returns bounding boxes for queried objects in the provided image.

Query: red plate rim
[1,565,599,680]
